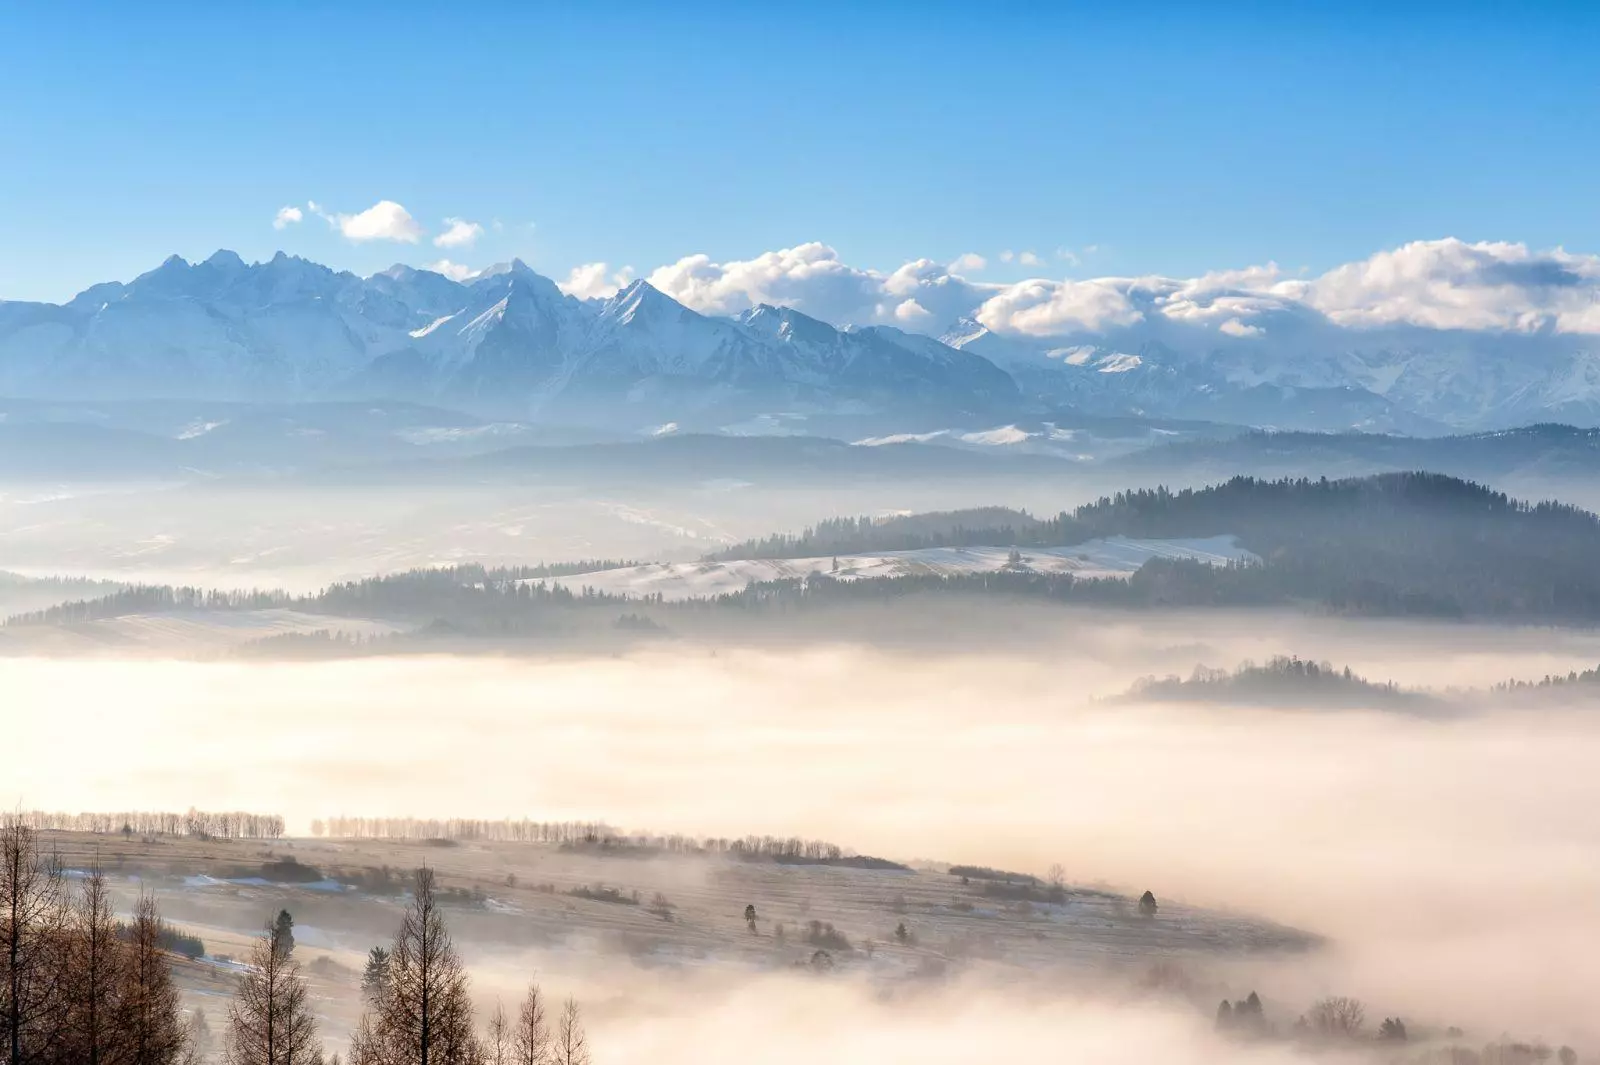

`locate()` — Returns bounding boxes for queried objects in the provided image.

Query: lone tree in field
[744,904,757,933]
[1378,1017,1408,1042]
[224,917,321,1065]
[272,911,295,960]
[360,947,390,1005]
[349,867,479,1065]
[1138,890,1158,917]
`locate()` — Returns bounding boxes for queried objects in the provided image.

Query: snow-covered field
[534,535,1254,602]
[1,608,400,652]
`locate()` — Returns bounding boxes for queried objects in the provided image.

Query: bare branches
[10,809,284,841]
[223,919,321,1065]
[124,895,189,1065]
[351,868,479,1065]
[1,820,68,1065]
[512,983,550,1065]
[1306,996,1366,1039]
[552,998,590,1065]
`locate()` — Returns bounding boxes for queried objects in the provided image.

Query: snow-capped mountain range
[0,251,1015,428]
[2,250,1598,434]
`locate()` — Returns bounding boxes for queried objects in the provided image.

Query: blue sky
[2,1,1597,302]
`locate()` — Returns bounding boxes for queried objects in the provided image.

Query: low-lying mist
[10,610,1600,1049]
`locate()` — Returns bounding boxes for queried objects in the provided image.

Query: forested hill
[709,473,1600,619]
[13,473,1600,631]
[717,473,1600,561]
[1123,657,1436,712]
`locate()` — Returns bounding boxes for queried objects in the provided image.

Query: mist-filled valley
[9,445,1600,1065]
[10,441,1600,1063]
[13,6,1600,1061]
[8,592,1600,1059]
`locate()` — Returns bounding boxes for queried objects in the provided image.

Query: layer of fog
[7,464,1600,594]
[0,475,1118,592]
[11,610,1600,1047]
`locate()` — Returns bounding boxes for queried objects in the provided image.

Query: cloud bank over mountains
[632,238,1600,342]
[261,200,1600,343]
[9,214,1599,434]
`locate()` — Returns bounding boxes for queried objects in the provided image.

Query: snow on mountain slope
[533,536,1255,601]
[942,319,1447,434]
[10,250,1600,432]
[0,253,1018,424]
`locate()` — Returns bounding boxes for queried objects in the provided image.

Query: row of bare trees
[1,821,195,1065]
[313,819,621,845]
[226,868,591,1065]
[314,817,850,862]
[12,810,285,841]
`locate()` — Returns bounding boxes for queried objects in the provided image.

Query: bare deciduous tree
[551,998,589,1065]
[124,894,191,1065]
[1307,996,1365,1039]
[349,868,479,1065]
[66,865,128,1065]
[511,983,549,1065]
[1,820,68,1065]
[484,1003,509,1065]
[223,918,321,1065]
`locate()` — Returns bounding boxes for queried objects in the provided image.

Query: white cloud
[427,259,477,282]
[647,242,890,321]
[640,242,1001,336]
[894,299,932,323]
[272,206,303,230]
[522,236,1600,343]
[316,200,423,243]
[976,278,1145,335]
[558,262,635,300]
[433,217,484,249]
[1306,238,1600,333]
[999,250,1015,264]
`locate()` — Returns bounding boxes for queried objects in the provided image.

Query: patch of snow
[397,423,528,445]
[529,536,1256,602]
[1052,346,1098,365]
[176,420,227,440]
[1096,353,1143,373]
[853,430,950,446]
[958,425,1033,446]
[409,312,460,338]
